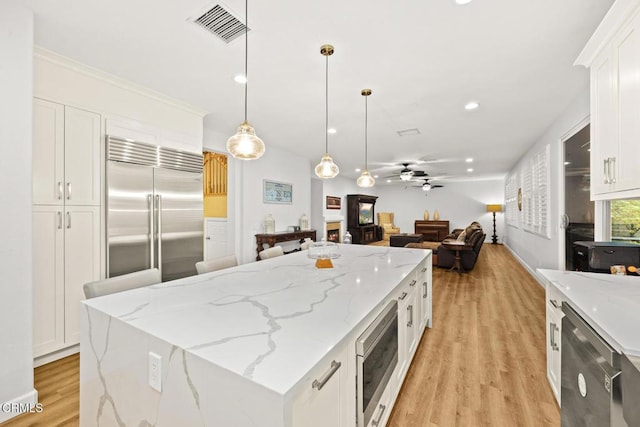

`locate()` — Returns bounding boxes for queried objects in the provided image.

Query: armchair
[377,212,400,241]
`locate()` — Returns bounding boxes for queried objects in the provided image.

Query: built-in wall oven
[357,300,398,427]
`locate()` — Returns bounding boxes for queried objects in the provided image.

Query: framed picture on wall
[263,180,293,204]
[326,196,341,210]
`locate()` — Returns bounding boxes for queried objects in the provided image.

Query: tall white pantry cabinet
[32,98,101,358]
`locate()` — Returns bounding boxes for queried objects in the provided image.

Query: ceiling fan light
[357,170,375,188]
[422,182,432,191]
[400,171,414,181]
[226,120,265,160]
[315,153,339,179]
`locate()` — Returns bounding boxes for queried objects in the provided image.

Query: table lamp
[486,204,503,244]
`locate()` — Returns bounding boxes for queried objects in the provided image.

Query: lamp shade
[486,204,503,213]
[315,153,339,179]
[357,170,375,187]
[226,121,265,160]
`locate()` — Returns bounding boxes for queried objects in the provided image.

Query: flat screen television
[359,202,374,225]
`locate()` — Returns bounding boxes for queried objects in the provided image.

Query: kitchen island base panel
[80,307,286,427]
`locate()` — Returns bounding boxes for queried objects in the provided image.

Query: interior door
[154,168,203,281]
[107,161,154,278]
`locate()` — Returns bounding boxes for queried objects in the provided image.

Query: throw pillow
[456,230,467,242]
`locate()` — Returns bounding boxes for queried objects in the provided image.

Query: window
[611,198,640,245]
[505,172,519,226]
[522,144,550,238]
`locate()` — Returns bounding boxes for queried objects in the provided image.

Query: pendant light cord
[325,53,329,153]
[244,0,248,122]
[364,95,368,170]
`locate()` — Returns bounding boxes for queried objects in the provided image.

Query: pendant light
[357,89,375,188]
[226,0,265,160]
[315,44,339,179]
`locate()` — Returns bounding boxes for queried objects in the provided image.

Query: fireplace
[326,221,341,243]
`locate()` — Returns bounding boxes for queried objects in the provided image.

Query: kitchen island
[80,244,431,426]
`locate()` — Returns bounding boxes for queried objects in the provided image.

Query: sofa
[436,222,486,270]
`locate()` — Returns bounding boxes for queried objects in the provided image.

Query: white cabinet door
[64,106,101,205]
[33,99,64,205]
[291,344,348,427]
[545,287,562,405]
[614,12,640,193]
[204,218,228,260]
[590,47,617,196]
[63,205,101,344]
[32,206,65,357]
[418,259,432,330]
[395,273,418,387]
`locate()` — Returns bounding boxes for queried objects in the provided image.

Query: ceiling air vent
[192,4,247,44]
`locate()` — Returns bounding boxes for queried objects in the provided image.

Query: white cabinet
[32,97,102,358]
[545,285,563,405]
[33,98,101,206]
[578,2,640,199]
[395,273,420,387]
[417,258,432,330]
[291,344,348,427]
[32,205,101,357]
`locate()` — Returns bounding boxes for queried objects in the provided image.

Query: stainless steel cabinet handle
[66,212,71,229]
[148,195,154,269]
[409,279,417,287]
[57,212,62,229]
[66,182,71,200]
[421,267,427,273]
[553,324,560,351]
[549,323,554,348]
[407,305,414,327]
[312,360,341,391]
[604,158,610,184]
[611,157,616,184]
[549,299,559,309]
[423,282,428,299]
[57,182,63,200]
[371,404,387,426]
[206,236,211,240]
[399,291,408,301]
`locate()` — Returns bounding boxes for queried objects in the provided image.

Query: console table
[254,230,316,261]
[414,220,450,242]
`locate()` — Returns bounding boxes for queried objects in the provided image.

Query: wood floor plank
[3,244,559,426]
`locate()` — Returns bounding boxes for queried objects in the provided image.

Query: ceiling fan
[384,163,429,182]
[410,178,444,192]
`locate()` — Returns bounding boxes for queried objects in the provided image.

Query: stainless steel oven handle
[371,404,387,426]
[312,360,341,391]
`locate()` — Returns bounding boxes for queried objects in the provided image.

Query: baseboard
[34,344,79,368]
[503,243,546,288]
[0,389,39,423]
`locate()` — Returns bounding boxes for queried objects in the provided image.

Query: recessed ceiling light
[386,179,391,183]
[467,168,474,172]
[327,128,337,134]
[234,75,247,84]
[564,161,571,165]
[355,168,361,172]
[464,101,479,110]
[373,175,379,178]
[455,0,473,5]
[465,158,473,163]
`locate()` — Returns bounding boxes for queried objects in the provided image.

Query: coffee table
[441,240,473,273]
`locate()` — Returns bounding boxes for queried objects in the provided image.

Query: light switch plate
[149,352,162,392]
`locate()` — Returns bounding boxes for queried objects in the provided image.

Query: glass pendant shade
[226,120,265,160]
[357,170,375,187]
[315,153,339,179]
[422,182,432,191]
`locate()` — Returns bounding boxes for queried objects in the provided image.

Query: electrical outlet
[149,352,162,392]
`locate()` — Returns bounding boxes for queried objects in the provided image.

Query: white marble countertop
[537,269,640,357]
[83,244,429,396]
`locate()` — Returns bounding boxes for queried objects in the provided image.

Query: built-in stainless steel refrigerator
[106,136,203,282]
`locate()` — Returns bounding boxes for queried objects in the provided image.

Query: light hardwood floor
[3,244,559,427]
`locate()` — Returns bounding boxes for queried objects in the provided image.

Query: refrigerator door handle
[148,194,155,269]
[156,194,162,277]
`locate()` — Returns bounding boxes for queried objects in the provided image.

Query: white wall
[375,179,506,241]
[310,176,363,240]
[240,146,311,263]
[0,2,38,421]
[504,90,590,271]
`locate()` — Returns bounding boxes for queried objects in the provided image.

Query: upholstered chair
[83,268,161,299]
[195,255,239,274]
[377,212,401,241]
[259,246,285,260]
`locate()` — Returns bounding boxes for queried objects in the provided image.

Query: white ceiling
[20,0,613,184]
